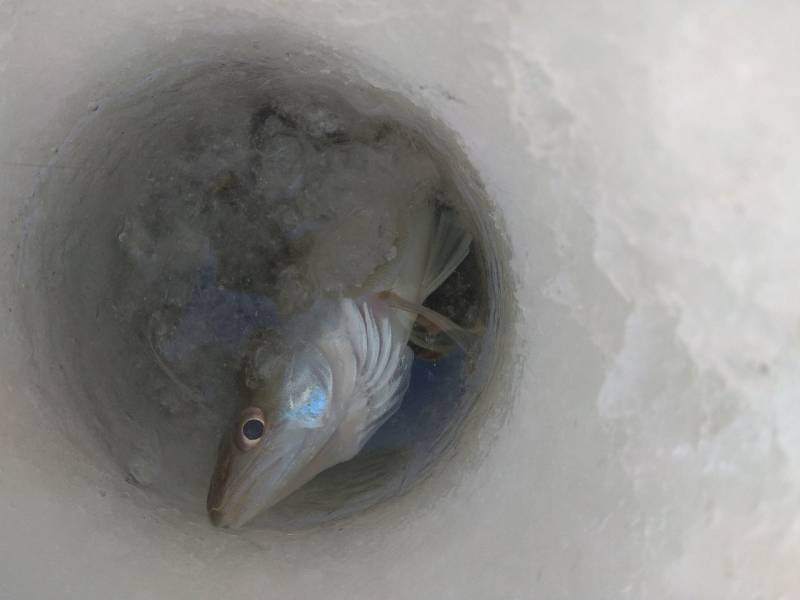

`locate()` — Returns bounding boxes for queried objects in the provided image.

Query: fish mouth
[206,435,279,528]
[207,505,225,527]
[206,420,322,528]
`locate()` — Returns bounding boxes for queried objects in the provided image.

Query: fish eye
[235,407,267,451]
[242,419,265,440]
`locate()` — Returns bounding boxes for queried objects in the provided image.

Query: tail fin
[377,208,477,357]
[365,202,472,303]
[420,206,472,299]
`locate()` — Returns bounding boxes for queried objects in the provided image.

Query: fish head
[207,348,338,528]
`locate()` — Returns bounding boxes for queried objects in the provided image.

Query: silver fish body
[207,201,470,528]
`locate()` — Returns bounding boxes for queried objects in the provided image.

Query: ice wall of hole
[23,51,508,530]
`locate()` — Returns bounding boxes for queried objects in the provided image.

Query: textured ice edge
[507,3,800,596]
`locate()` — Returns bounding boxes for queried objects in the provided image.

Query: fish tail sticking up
[383,204,480,356]
[419,206,473,300]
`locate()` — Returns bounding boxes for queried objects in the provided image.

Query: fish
[206,199,474,528]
